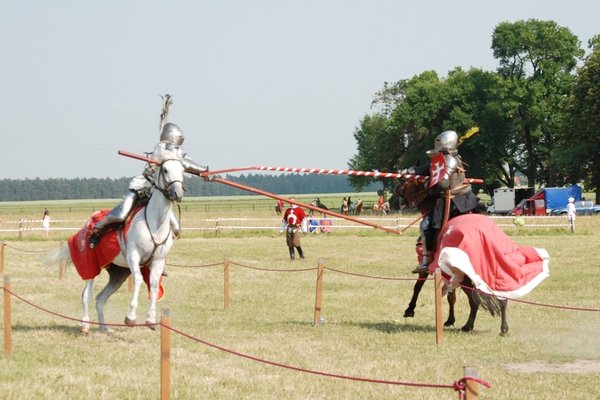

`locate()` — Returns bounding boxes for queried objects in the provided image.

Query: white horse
[45,158,185,333]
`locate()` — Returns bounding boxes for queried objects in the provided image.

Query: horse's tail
[43,244,72,270]
[473,290,504,317]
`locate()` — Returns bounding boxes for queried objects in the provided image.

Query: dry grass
[0,199,599,399]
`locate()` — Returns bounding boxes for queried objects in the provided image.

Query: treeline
[0,174,380,201]
[349,20,600,202]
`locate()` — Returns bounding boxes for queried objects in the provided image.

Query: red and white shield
[429,153,447,188]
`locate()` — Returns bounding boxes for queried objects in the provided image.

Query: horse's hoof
[145,320,157,330]
[461,325,474,332]
[444,319,455,327]
[403,309,415,318]
[124,316,136,326]
[80,326,90,335]
[500,330,509,337]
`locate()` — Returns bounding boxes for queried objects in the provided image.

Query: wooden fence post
[435,271,443,345]
[160,309,171,400]
[0,241,4,274]
[313,258,325,326]
[224,257,230,311]
[4,276,12,360]
[464,366,479,400]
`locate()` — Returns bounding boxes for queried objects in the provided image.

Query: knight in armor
[408,130,479,273]
[88,120,208,249]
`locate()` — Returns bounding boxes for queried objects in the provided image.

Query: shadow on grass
[11,323,144,341]
[342,320,492,335]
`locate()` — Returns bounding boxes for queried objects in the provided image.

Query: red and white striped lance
[247,165,483,184]
[117,151,483,183]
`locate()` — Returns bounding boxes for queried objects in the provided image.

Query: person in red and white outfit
[280,197,307,260]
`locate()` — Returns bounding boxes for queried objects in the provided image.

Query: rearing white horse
[45,158,185,333]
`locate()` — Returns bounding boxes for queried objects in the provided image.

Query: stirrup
[411,264,429,274]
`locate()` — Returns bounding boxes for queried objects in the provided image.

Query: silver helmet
[427,130,458,156]
[160,122,185,146]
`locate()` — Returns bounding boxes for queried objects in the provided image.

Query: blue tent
[543,185,582,210]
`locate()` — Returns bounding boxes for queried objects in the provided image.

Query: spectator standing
[280,197,307,260]
[42,208,51,238]
[566,197,576,233]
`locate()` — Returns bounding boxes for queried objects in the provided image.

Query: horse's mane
[396,180,433,214]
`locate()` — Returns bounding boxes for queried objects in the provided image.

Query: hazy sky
[2,1,598,179]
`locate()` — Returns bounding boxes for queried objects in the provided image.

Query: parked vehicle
[551,201,600,216]
[487,187,534,215]
[510,185,582,216]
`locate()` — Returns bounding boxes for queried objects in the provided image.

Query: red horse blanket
[429,214,550,299]
[68,209,165,301]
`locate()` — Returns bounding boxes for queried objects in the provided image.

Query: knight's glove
[181,157,209,175]
[203,174,220,182]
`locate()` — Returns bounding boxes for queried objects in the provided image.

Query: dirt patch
[504,360,600,374]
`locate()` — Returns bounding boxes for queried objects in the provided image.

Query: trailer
[487,187,535,215]
[510,185,582,216]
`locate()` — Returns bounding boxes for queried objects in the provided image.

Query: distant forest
[0,174,381,201]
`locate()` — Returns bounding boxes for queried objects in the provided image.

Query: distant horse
[352,199,364,215]
[372,201,390,215]
[310,198,329,216]
[398,181,549,335]
[45,158,185,333]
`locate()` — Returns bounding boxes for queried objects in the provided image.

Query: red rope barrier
[325,266,431,282]
[2,286,156,328]
[3,243,50,253]
[229,260,317,273]
[166,262,223,268]
[161,323,456,390]
[2,284,483,395]
[453,376,492,400]
[448,277,600,312]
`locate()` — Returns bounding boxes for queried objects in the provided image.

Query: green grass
[0,199,599,399]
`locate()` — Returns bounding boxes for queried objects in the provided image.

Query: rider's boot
[289,247,295,260]
[297,246,305,259]
[88,191,138,249]
[412,251,432,274]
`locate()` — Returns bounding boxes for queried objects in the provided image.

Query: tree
[491,19,584,188]
[347,113,403,191]
[351,68,519,194]
[557,45,600,202]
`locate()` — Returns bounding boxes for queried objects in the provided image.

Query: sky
[1,0,598,180]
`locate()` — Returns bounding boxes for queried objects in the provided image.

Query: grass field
[1,198,599,399]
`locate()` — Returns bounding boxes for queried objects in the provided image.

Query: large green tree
[491,19,584,188]
[349,68,517,193]
[556,42,600,202]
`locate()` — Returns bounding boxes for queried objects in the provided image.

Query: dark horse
[396,182,543,335]
[310,198,329,214]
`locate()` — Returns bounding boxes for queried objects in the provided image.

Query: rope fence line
[451,279,600,313]
[2,243,51,253]
[166,261,223,268]
[324,266,431,282]
[1,240,596,313]
[229,260,317,273]
[1,282,489,399]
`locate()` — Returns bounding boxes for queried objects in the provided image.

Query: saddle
[68,209,165,300]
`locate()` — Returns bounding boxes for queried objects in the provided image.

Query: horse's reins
[119,159,183,266]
